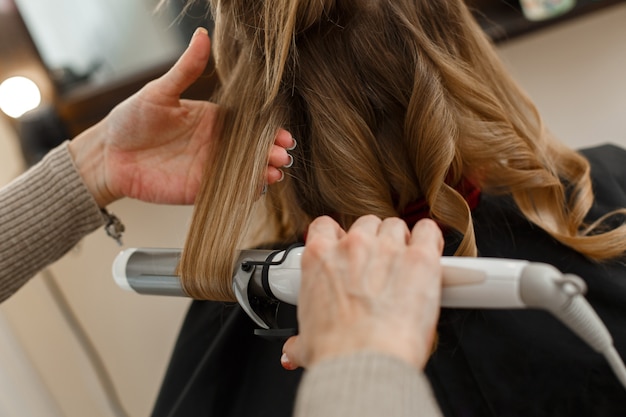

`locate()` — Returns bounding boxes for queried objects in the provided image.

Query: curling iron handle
[265,248,529,309]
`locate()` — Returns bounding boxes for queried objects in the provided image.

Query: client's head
[178,0,625,301]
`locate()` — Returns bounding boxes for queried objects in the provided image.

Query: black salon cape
[151,144,626,417]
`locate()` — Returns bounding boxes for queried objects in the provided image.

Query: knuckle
[343,228,371,249]
[308,215,334,231]
[361,214,381,222]
[303,238,327,261]
[407,244,441,270]
[382,216,406,228]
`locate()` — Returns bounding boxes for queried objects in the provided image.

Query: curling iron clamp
[112,245,626,390]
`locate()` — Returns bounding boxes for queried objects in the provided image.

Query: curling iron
[112,245,626,389]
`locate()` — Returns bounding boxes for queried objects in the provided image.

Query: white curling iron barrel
[112,245,626,390]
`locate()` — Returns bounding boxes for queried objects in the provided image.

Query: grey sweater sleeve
[294,352,443,417]
[0,142,104,303]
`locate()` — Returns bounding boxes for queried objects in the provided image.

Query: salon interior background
[0,0,625,416]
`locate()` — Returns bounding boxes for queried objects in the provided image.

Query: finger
[268,145,292,169]
[265,166,284,185]
[348,214,382,236]
[158,27,211,97]
[410,219,444,253]
[281,336,303,370]
[307,216,346,242]
[378,217,411,243]
[274,129,296,150]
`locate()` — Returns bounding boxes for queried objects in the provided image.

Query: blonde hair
[179,0,626,301]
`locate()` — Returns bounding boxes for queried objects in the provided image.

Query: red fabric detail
[303,179,481,239]
[400,178,481,228]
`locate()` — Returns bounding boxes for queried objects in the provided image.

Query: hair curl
[178,0,626,301]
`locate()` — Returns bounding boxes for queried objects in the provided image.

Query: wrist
[307,324,433,371]
[68,123,117,208]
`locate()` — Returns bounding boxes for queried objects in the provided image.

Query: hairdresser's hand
[281,215,443,371]
[69,27,294,207]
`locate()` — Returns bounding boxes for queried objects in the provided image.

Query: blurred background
[0,0,624,416]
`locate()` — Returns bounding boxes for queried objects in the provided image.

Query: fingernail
[281,353,296,370]
[287,137,297,151]
[277,169,285,182]
[191,27,208,42]
[283,154,294,169]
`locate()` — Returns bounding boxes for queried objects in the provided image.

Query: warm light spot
[0,76,42,118]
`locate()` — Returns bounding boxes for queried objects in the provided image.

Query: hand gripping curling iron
[112,245,626,389]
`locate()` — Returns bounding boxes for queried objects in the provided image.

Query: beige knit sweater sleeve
[294,352,443,417]
[0,142,104,303]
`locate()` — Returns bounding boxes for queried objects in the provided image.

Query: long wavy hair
[178,0,626,301]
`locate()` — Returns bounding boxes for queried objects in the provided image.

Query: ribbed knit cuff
[294,352,443,417]
[0,142,104,302]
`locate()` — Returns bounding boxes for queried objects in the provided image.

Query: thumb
[158,27,212,97]
[281,336,305,370]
